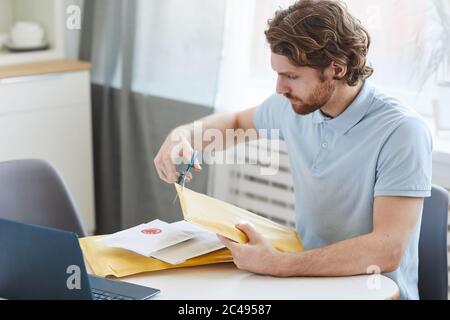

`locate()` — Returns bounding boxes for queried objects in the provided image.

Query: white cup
[10,21,44,47]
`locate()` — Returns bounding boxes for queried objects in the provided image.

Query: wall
[63,0,84,58]
[0,0,13,34]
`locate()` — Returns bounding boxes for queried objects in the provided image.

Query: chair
[418,185,449,300]
[0,159,87,237]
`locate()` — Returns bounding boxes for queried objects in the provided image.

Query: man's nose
[276,77,290,95]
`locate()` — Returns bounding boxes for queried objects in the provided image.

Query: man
[154,0,432,300]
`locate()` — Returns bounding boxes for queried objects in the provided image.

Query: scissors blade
[173,150,198,204]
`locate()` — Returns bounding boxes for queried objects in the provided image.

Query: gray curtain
[79,0,224,234]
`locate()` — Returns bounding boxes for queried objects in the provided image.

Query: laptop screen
[0,218,92,300]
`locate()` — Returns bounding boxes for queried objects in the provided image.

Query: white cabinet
[0,63,95,234]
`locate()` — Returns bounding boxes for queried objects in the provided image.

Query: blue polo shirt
[253,81,433,300]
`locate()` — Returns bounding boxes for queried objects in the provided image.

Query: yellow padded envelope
[175,184,304,253]
[80,236,233,278]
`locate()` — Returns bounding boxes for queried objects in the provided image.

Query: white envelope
[151,224,225,264]
[99,219,196,257]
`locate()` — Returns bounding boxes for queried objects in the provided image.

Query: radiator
[210,140,296,228]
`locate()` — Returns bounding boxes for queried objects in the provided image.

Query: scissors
[177,150,198,188]
[173,150,198,204]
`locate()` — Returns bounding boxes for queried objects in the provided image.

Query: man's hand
[218,223,285,277]
[154,109,257,184]
[154,127,201,184]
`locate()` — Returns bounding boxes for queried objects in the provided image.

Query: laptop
[0,218,160,300]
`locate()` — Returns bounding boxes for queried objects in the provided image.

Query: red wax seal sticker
[141,228,162,235]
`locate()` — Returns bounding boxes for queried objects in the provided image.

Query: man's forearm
[278,233,402,277]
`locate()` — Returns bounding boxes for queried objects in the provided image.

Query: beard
[285,78,335,116]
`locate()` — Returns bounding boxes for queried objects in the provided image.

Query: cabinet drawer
[0,71,90,115]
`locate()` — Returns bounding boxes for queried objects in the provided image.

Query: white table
[99,262,400,300]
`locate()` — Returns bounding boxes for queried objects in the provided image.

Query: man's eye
[287,75,298,80]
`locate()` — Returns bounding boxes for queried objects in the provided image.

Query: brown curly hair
[265,0,373,86]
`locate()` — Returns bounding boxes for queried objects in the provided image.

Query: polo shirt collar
[312,81,374,135]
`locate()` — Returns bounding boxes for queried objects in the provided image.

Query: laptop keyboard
[91,288,136,300]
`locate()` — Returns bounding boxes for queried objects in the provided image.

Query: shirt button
[321,142,328,149]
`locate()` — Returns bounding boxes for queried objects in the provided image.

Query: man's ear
[331,61,347,81]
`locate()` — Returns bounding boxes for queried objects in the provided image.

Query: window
[215,0,450,153]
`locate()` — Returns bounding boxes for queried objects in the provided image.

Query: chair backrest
[0,159,86,237]
[418,185,449,300]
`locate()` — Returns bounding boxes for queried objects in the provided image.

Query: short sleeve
[253,94,290,140]
[374,118,433,198]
